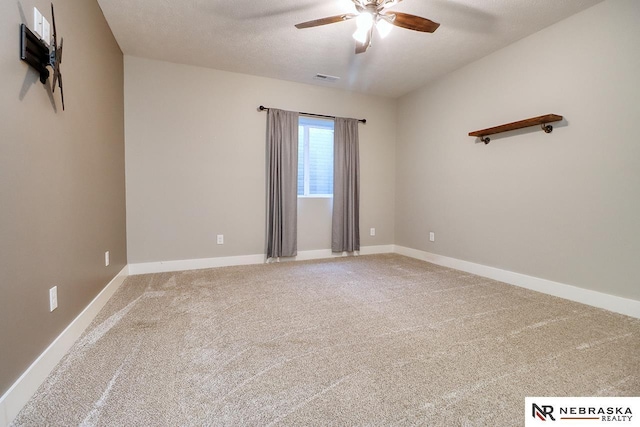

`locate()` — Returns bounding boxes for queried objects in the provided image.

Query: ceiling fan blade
[391,12,440,33]
[295,14,355,29]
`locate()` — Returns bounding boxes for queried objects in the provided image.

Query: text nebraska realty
[560,405,632,422]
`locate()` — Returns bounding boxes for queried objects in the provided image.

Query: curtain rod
[258,106,366,124]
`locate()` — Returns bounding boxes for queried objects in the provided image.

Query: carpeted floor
[12,254,640,426]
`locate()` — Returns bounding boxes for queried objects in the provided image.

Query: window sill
[297,195,333,199]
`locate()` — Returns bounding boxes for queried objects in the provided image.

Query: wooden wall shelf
[469,114,563,144]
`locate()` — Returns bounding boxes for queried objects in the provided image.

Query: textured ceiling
[96,0,603,98]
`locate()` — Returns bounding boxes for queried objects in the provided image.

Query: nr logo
[533,403,556,421]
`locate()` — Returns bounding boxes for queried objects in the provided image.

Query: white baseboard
[128,254,266,275]
[359,245,395,255]
[0,266,129,427]
[293,245,395,261]
[393,245,640,319]
[128,245,396,275]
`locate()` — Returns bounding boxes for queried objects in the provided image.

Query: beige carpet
[12,254,640,426]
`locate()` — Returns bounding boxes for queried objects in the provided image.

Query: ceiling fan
[295,0,440,54]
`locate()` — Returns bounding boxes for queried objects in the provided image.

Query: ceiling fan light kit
[295,0,440,54]
[376,17,394,38]
[353,12,393,43]
[356,11,374,30]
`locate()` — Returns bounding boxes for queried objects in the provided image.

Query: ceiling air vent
[313,73,340,83]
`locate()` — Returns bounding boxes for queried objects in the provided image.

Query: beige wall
[125,56,396,263]
[395,0,640,300]
[0,1,125,395]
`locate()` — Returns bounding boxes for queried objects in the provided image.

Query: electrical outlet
[49,286,58,312]
[105,251,110,267]
[217,234,224,245]
[370,228,376,236]
[429,232,435,242]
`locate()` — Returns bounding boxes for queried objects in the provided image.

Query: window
[298,117,334,196]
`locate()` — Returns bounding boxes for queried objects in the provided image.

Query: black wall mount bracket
[20,23,50,84]
[19,3,65,110]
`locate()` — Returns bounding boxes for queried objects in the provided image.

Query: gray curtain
[332,118,360,252]
[266,109,299,259]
